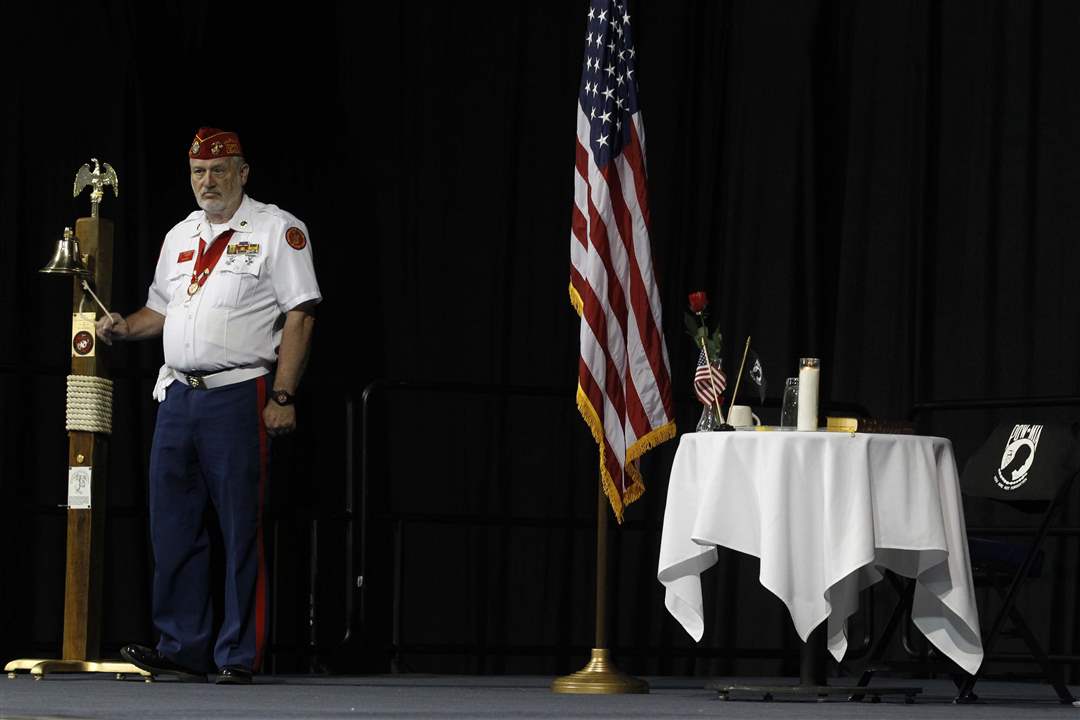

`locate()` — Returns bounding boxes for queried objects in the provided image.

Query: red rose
[688,291,708,314]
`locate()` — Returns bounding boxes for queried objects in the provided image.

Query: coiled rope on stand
[66,375,113,434]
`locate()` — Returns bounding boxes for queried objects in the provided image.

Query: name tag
[177,249,195,262]
[227,242,260,255]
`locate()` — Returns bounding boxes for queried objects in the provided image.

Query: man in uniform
[97,127,320,684]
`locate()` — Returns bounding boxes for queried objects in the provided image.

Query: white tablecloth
[657,431,984,675]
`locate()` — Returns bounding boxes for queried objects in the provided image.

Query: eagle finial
[73,158,119,218]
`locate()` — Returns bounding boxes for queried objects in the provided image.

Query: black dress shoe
[120,644,207,682]
[216,666,253,685]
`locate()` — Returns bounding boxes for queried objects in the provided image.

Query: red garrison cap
[189,128,243,160]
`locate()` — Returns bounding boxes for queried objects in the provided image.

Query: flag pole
[551,486,649,694]
[727,336,752,418]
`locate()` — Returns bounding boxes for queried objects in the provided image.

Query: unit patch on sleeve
[285,227,307,250]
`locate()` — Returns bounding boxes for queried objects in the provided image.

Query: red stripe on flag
[571,145,589,250]
[595,160,666,436]
[581,149,654,442]
[622,119,652,231]
[621,374,653,447]
[582,175,652,440]
[610,125,672,391]
[575,266,628,425]
[570,265,589,313]
[575,136,590,183]
[598,160,675,421]
[581,147,631,344]
[578,359,625,492]
[571,204,588,250]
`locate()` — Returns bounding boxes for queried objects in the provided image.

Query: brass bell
[40,227,89,276]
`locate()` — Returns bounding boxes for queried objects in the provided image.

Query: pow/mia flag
[962,422,1080,503]
[995,424,1043,491]
[745,348,767,404]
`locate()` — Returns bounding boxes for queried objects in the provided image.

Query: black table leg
[800,623,828,686]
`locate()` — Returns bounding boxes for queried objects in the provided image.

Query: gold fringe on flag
[569,282,585,316]
[572,281,677,522]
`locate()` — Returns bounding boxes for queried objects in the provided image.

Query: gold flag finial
[73,158,119,218]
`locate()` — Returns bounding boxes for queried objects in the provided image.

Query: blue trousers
[149,375,270,672]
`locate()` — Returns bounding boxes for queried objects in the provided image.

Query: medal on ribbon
[187,231,234,297]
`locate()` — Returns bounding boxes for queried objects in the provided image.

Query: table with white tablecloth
[657,431,984,676]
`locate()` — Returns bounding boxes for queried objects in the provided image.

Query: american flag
[569,0,675,522]
[693,348,727,406]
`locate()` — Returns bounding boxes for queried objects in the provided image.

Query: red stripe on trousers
[254,376,269,672]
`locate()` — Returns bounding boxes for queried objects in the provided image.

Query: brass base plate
[551,648,649,694]
[6,658,151,680]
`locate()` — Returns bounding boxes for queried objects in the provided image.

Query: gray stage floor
[1,674,1077,719]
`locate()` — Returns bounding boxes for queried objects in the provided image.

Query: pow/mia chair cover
[957,422,1080,704]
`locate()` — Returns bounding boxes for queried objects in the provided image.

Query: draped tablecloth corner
[657,431,983,674]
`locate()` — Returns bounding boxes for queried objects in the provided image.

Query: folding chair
[955,421,1080,703]
[856,421,1080,704]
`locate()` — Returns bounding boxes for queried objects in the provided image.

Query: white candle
[797,358,820,431]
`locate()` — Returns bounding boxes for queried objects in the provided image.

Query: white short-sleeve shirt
[147,194,321,374]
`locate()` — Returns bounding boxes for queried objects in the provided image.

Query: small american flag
[693,348,727,406]
[569,0,675,522]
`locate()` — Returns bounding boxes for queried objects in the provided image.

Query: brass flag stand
[551,487,648,694]
[5,161,148,681]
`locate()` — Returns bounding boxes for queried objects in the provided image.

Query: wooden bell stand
[5,215,149,681]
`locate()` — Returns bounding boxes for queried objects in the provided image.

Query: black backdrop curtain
[3,0,1080,677]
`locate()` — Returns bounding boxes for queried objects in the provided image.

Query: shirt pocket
[213,254,266,308]
[165,268,190,307]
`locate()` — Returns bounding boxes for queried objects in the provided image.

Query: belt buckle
[187,374,205,389]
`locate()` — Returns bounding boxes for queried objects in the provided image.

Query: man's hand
[262,303,315,438]
[263,402,296,437]
[95,307,165,344]
[96,312,129,345]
